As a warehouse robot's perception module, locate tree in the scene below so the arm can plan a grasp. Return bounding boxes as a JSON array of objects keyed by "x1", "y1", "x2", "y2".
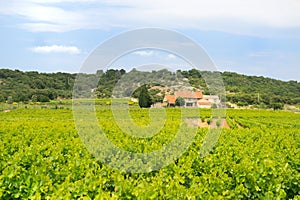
[
  {"x1": 31, "y1": 95, "x2": 38, "y2": 103},
  {"x1": 270, "y1": 103, "x2": 283, "y2": 110},
  {"x1": 138, "y1": 85, "x2": 152, "y2": 108},
  {"x1": 7, "y1": 96, "x2": 13, "y2": 104},
  {"x1": 38, "y1": 95, "x2": 50, "y2": 102},
  {"x1": 175, "y1": 97, "x2": 185, "y2": 107},
  {"x1": 0, "y1": 94, "x2": 5, "y2": 102}
]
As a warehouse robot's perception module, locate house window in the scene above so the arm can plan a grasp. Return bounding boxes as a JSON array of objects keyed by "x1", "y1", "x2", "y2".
[{"x1": 186, "y1": 102, "x2": 193, "y2": 107}]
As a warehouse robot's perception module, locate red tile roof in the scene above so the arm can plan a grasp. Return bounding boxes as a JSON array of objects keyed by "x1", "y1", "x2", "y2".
[
  {"x1": 164, "y1": 95, "x2": 176, "y2": 104},
  {"x1": 175, "y1": 91, "x2": 203, "y2": 99}
]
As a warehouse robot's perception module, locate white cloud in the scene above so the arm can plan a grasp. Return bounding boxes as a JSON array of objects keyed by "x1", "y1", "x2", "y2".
[
  {"x1": 31, "y1": 45, "x2": 81, "y2": 54},
  {"x1": 167, "y1": 54, "x2": 176, "y2": 59},
  {"x1": 1, "y1": 0, "x2": 300, "y2": 36},
  {"x1": 132, "y1": 51, "x2": 154, "y2": 56}
]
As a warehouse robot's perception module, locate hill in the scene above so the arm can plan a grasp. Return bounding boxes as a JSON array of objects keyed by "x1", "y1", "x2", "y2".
[
  {"x1": 179, "y1": 69, "x2": 300, "y2": 106},
  {"x1": 0, "y1": 68, "x2": 299, "y2": 108}
]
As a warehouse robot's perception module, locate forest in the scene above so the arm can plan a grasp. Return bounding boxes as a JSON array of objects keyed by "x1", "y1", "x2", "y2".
[{"x1": 1, "y1": 68, "x2": 300, "y2": 108}]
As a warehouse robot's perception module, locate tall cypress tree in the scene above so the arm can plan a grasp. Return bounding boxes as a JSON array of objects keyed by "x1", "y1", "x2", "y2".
[{"x1": 138, "y1": 85, "x2": 152, "y2": 108}]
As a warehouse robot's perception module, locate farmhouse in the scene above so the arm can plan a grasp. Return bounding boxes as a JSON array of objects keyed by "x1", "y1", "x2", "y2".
[
  {"x1": 175, "y1": 91, "x2": 202, "y2": 107},
  {"x1": 163, "y1": 91, "x2": 220, "y2": 108}
]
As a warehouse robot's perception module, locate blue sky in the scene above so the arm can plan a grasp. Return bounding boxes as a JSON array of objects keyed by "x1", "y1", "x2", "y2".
[{"x1": 0, "y1": 0, "x2": 300, "y2": 81}]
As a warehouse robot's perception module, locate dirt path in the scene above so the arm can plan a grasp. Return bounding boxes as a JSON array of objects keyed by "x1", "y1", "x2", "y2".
[
  {"x1": 185, "y1": 118, "x2": 199, "y2": 128},
  {"x1": 222, "y1": 119, "x2": 230, "y2": 129},
  {"x1": 208, "y1": 118, "x2": 230, "y2": 129},
  {"x1": 185, "y1": 118, "x2": 230, "y2": 129},
  {"x1": 198, "y1": 119, "x2": 209, "y2": 128}
]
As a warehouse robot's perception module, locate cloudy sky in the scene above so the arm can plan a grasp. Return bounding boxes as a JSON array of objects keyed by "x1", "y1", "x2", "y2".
[{"x1": 0, "y1": 0, "x2": 300, "y2": 81}]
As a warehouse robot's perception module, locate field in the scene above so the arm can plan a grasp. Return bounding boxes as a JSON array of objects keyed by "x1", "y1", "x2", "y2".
[{"x1": 0, "y1": 106, "x2": 300, "y2": 199}]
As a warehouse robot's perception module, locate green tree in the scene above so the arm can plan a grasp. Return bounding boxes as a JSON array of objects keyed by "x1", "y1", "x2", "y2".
[
  {"x1": 31, "y1": 95, "x2": 38, "y2": 103},
  {"x1": 38, "y1": 95, "x2": 50, "y2": 102},
  {"x1": 0, "y1": 94, "x2": 5, "y2": 102},
  {"x1": 270, "y1": 103, "x2": 283, "y2": 110},
  {"x1": 175, "y1": 97, "x2": 185, "y2": 107},
  {"x1": 7, "y1": 96, "x2": 13, "y2": 104},
  {"x1": 138, "y1": 86, "x2": 152, "y2": 108}
]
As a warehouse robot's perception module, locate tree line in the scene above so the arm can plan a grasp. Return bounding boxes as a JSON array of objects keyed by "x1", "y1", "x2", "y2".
[{"x1": 0, "y1": 68, "x2": 299, "y2": 108}]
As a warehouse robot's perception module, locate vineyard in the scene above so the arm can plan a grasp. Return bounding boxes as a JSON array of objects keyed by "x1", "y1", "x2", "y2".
[{"x1": 0, "y1": 107, "x2": 300, "y2": 199}]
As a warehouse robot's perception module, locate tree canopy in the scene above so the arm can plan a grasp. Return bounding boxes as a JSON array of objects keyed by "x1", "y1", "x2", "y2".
[
  {"x1": 175, "y1": 97, "x2": 185, "y2": 107},
  {"x1": 138, "y1": 85, "x2": 152, "y2": 108},
  {"x1": 1, "y1": 68, "x2": 299, "y2": 108}
]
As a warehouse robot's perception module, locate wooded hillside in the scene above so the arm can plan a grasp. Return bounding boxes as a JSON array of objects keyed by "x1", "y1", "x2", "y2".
[{"x1": 1, "y1": 68, "x2": 299, "y2": 107}]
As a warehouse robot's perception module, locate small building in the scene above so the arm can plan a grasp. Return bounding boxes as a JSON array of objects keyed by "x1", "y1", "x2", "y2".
[
  {"x1": 198, "y1": 99, "x2": 212, "y2": 108},
  {"x1": 174, "y1": 91, "x2": 203, "y2": 107},
  {"x1": 164, "y1": 91, "x2": 203, "y2": 107},
  {"x1": 163, "y1": 91, "x2": 220, "y2": 108},
  {"x1": 163, "y1": 95, "x2": 176, "y2": 107},
  {"x1": 202, "y1": 95, "x2": 220, "y2": 105}
]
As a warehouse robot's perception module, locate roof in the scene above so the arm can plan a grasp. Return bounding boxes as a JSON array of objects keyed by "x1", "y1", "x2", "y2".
[
  {"x1": 164, "y1": 95, "x2": 176, "y2": 104},
  {"x1": 175, "y1": 91, "x2": 203, "y2": 99},
  {"x1": 198, "y1": 100, "x2": 212, "y2": 105}
]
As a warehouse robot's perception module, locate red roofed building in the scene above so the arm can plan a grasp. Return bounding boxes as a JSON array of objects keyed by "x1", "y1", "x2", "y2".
[
  {"x1": 174, "y1": 91, "x2": 202, "y2": 107},
  {"x1": 174, "y1": 91, "x2": 203, "y2": 99},
  {"x1": 163, "y1": 95, "x2": 176, "y2": 107},
  {"x1": 164, "y1": 91, "x2": 204, "y2": 107}
]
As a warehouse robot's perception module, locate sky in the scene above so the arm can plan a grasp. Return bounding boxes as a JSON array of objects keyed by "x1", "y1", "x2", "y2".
[{"x1": 0, "y1": 0, "x2": 300, "y2": 81}]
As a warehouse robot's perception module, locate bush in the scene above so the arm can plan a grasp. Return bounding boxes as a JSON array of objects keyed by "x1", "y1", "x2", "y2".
[
  {"x1": 216, "y1": 119, "x2": 221, "y2": 127},
  {"x1": 212, "y1": 103, "x2": 218, "y2": 108},
  {"x1": 7, "y1": 96, "x2": 13, "y2": 104},
  {"x1": 175, "y1": 97, "x2": 185, "y2": 107},
  {"x1": 38, "y1": 95, "x2": 50, "y2": 102},
  {"x1": 207, "y1": 118, "x2": 212, "y2": 125},
  {"x1": 200, "y1": 116, "x2": 205, "y2": 122},
  {"x1": 270, "y1": 103, "x2": 283, "y2": 110},
  {"x1": 237, "y1": 102, "x2": 248, "y2": 107}
]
